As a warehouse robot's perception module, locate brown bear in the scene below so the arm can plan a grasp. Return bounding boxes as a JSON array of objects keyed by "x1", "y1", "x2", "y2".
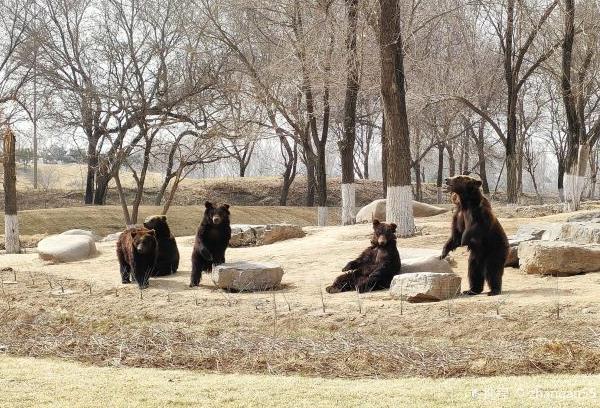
[
  {"x1": 441, "y1": 175, "x2": 509, "y2": 296},
  {"x1": 116, "y1": 227, "x2": 158, "y2": 289},
  {"x1": 190, "y1": 201, "x2": 232, "y2": 287},
  {"x1": 326, "y1": 220, "x2": 401, "y2": 294},
  {"x1": 143, "y1": 215, "x2": 180, "y2": 276}
]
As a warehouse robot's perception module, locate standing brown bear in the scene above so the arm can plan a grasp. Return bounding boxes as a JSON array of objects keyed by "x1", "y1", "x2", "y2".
[
  {"x1": 116, "y1": 227, "x2": 158, "y2": 289},
  {"x1": 143, "y1": 215, "x2": 180, "y2": 276},
  {"x1": 441, "y1": 175, "x2": 508, "y2": 296},
  {"x1": 326, "y1": 220, "x2": 401, "y2": 294},
  {"x1": 190, "y1": 202, "x2": 231, "y2": 287}
]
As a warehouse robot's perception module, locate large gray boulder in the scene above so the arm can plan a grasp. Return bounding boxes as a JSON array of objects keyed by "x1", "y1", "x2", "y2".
[
  {"x1": 38, "y1": 234, "x2": 97, "y2": 263},
  {"x1": 212, "y1": 261, "x2": 284, "y2": 291},
  {"x1": 229, "y1": 224, "x2": 305, "y2": 247},
  {"x1": 390, "y1": 272, "x2": 461, "y2": 302},
  {"x1": 519, "y1": 241, "x2": 600, "y2": 276},
  {"x1": 400, "y1": 256, "x2": 453, "y2": 274},
  {"x1": 355, "y1": 199, "x2": 447, "y2": 223}
]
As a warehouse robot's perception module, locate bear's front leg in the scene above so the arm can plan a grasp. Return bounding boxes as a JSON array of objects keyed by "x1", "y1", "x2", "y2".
[{"x1": 119, "y1": 263, "x2": 131, "y2": 284}]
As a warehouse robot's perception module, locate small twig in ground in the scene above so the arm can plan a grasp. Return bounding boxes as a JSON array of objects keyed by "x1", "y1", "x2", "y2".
[
  {"x1": 139, "y1": 288, "x2": 144, "y2": 301},
  {"x1": 57, "y1": 280, "x2": 65, "y2": 294},
  {"x1": 194, "y1": 294, "x2": 199, "y2": 306},
  {"x1": 88, "y1": 282, "x2": 93, "y2": 295},
  {"x1": 115, "y1": 287, "x2": 119, "y2": 297},
  {"x1": 167, "y1": 290, "x2": 172, "y2": 302},
  {"x1": 495, "y1": 294, "x2": 510, "y2": 315},
  {"x1": 272, "y1": 291, "x2": 277, "y2": 338},
  {"x1": 319, "y1": 286, "x2": 326, "y2": 313},
  {"x1": 218, "y1": 289, "x2": 233, "y2": 307},
  {"x1": 355, "y1": 287, "x2": 363, "y2": 314},
  {"x1": 399, "y1": 283, "x2": 404, "y2": 315},
  {"x1": 28, "y1": 272, "x2": 35, "y2": 286},
  {"x1": 554, "y1": 272, "x2": 560, "y2": 319},
  {"x1": 282, "y1": 292, "x2": 291, "y2": 312},
  {"x1": 46, "y1": 277, "x2": 53, "y2": 289}
]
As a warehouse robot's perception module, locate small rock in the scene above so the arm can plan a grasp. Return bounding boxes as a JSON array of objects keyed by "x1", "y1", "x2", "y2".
[
  {"x1": 390, "y1": 272, "x2": 461, "y2": 302},
  {"x1": 519, "y1": 241, "x2": 600, "y2": 276},
  {"x1": 102, "y1": 232, "x2": 122, "y2": 242},
  {"x1": 401, "y1": 256, "x2": 453, "y2": 274},
  {"x1": 0, "y1": 267, "x2": 13, "y2": 272},
  {"x1": 212, "y1": 261, "x2": 284, "y2": 291}
]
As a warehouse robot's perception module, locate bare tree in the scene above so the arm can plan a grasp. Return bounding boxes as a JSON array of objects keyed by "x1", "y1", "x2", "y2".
[{"x1": 379, "y1": 0, "x2": 413, "y2": 236}]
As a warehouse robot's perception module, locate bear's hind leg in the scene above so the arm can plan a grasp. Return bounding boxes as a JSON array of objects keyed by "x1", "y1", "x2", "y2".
[
  {"x1": 119, "y1": 263, "x2": 131, "y2": 284},
  {"x1": 326, "y1": 270, "x2": 359, "y2": 293},
  {"x1": 484, "y1": 255, "x2": 505, "y2": 296},
  {"x1": 464, "y1": 252, "x2": 484, "y2": 295}
]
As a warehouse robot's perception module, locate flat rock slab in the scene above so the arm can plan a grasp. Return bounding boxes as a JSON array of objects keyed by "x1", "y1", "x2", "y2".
[
  {"x1": 519, "y1": 241, "x2": 600, "y2": 276},
  {"x1": 229, "y1": 224, "x2": 305, "y2": 247},
  {"x1": 390, "y1": 272, "x2": 461, "y2": 303},
  {"x1": 355, "y1": 199, "x2": 447, "y2": 223},
  {"x1": 212, "y1": 261, "x2": 284, "y2": 291},
  {"x1": 400, "y1": 256, "x2": 453, "y2": 274},
  {"x1": 38, "y1": 234, "x2": 97, "y2": 263}
]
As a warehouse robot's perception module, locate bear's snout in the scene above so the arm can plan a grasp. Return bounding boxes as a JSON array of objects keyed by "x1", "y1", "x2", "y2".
[
  {"x1": 212, "y1": 216, "x2": 222, "y2": 224},
  {"x1": 377, "y1": 236, "x2": 387, "y2": 246}
]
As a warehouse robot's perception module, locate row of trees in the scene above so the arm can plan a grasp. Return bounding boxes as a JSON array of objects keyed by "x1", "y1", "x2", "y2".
[{"x1": 2, "y1": 0, "x2": 600, "y2": 243}]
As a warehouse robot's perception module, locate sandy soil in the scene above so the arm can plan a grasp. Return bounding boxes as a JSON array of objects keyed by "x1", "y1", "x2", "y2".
[{"x1": 1, "y1": 210, "x2": 600, "y2": 378}]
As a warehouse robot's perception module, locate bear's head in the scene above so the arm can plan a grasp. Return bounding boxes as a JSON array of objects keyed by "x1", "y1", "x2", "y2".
[
  {"x1": 203, "y1": 201, "x2": 230, "y2": 225},
  {"x1": 132, "y1": 228, "x2": 157, "y2": 254},
  {"x1": 143, "y1": 215, "x2": 170, "y2": 237},
  {"x1": 371, "y1": 219, "x2": 397, "y2": 247},
  {"x1": 445, "y1": 175, "x2": 482, "y2": 195}
]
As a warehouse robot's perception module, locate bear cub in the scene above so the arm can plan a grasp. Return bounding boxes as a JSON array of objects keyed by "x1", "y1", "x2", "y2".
[
  {"x1": 190, "y1": 201, "x2": 232, "y2": 287},
  {"x1": 143, "y1": 215, "x2": 180, "y2": 276},
  {"x1": 116, "y1": 227, "x2": 158, "y2": 289},
  {"x1": 441, "y1": 175, "x2": 508, "y2": 296},
  {"x1": 326, "y1": 219, "x2": 401, "y2": 294}
]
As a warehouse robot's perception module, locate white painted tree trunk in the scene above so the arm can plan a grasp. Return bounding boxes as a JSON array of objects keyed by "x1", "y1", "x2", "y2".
[
  {"x1": 566, "y1": 144, "x2": 590, "y2": 211},
  {"x1": 4, "y1": 214, "x2": 20, "y2": 254},
  {"x1": 317, "y1": 207, "x2": 328, "y2": 227},
  {"x1": 341, "y1": 183, "x2": 356, "y2": 225},
  {"x1": 386, "y1": 185, "x2": 414, "y2": 237},
  {"x1": 436, "y1": 187, "x2": 443, "y2": 204}
]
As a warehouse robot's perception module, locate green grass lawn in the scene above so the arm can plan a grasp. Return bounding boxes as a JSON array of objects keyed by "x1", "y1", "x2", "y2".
[{"x1": 1, "y1": 356, "x2": 598, "y2": 407}]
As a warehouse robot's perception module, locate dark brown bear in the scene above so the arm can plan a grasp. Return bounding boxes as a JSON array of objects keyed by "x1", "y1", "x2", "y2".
[
  {"x1": 441, "y1": 175, "x2": 509, "y2": 296},
  {"x1": 116, "y1": 227, "x2": 158, "y2": 289},
  {"x1": 326, "y1": 220, "x2": 401, "y2": 294},
  {"x1": 143, "y1": 215, "x2": 180, "y2": 276},
  {"x1": 190, "y1": 201, "x2": 232, "y2": 287}
]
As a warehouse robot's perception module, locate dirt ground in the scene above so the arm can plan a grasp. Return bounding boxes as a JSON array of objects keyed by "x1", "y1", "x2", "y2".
[{"x1": 1, "y1": 209, "x2": 600, "y2": 379}]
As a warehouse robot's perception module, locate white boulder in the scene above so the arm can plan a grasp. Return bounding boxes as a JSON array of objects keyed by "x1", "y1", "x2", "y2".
[
  {"x1": 519, "y1": 241, "x2": 600, "y2": 276},
  {"x1": 400, "y1": 256, "x2": 453, "y2": 274},
  {"x1": 38, "y1": 234, "x2": 97, "y2": 263},
  {"x1": 212, "y1": 261, "x2": 284, "y2": 291},
  {"x1": 229, "y1": 224, "x2": 305, "y2": 247},
  {"x1": 355, "y1": 199, "x2": 447, "y2": 223},
  {"x1": 390, "y1": 272, "x2": 462, "y2": 302}
]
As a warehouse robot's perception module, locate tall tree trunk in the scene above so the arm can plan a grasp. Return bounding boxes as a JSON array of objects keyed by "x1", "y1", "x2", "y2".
[
  {"x1": 379, "y1": 0, "x2": 414, "y2": 236},
  {"x1": 462, "y1": 126, "x2": 470, "y2": 174},
  {"x1": 436, "y1": 142, "x2": 444, "y2": 204},
  {"x1": 446, "y1": 142, "x2": 455, "y2": 177},
  {"x1": 3, "y1": 127, "x2": 20, "y2": 253},
  {"x1": 381, "y1": 112, "x2": 388, "y2": 198},
  {"x1": 304, "y1": 153, "x2": 316, "y2": 207},
  {"x1": 504, "y1": 1, "x2": 518, "y2": 204},
  {"x1": 476, "y1": 122, "x2": 490, "y2": 194},
  {"x1": 558, "y1": 160, "x2": 566, "y2": 202},
  {"x1": 413, "y1": 161, "x2": 422, "y2": 202},
  {"x1": 84, "y1": 136, "x2": 98, "y2": 204},
  {"x1": 340, "y1": 0, "x2": 360, "y2": 226}
]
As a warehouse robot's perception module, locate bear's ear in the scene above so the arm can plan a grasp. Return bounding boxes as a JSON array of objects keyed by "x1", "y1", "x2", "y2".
[
  {"x1": 205, "y1": 201, "x2": 213, "y2": 209},
  {"x1": 130, "y1": 229, "x2": 138, "y2": 237},
  {"x1": 389, "y1": 223, "x2": 397, "y2": 232},
  {"x1": 160, "y1": 215, "x2": 167, "y2": 221},
  {"x1": 474, "y1": 179, "x2": 482, "y2": 187},
  {"x1": 372, "y1": 219, "x2": 380, "y2": 227},
  {"x1": 222, "y1": 204, "x2": 230, "y2": 211}
]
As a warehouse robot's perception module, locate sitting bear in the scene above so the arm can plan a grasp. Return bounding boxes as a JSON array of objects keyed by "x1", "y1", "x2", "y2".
[
  {"x1": 190, "y1": 201, "x2": 232, "y2": 287},
  {"x1": 440, "y1": 175, "x2": 508, "y2": 296},
  {"x1": 326, "y1": 219, "x2": 401, "y2": 294},
  {"x1": 116, "y1": 227, "x2": 158, "y2": 289},
  {"x1": 143, "y1": 215, "x2": 180, "y2": 276}
]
